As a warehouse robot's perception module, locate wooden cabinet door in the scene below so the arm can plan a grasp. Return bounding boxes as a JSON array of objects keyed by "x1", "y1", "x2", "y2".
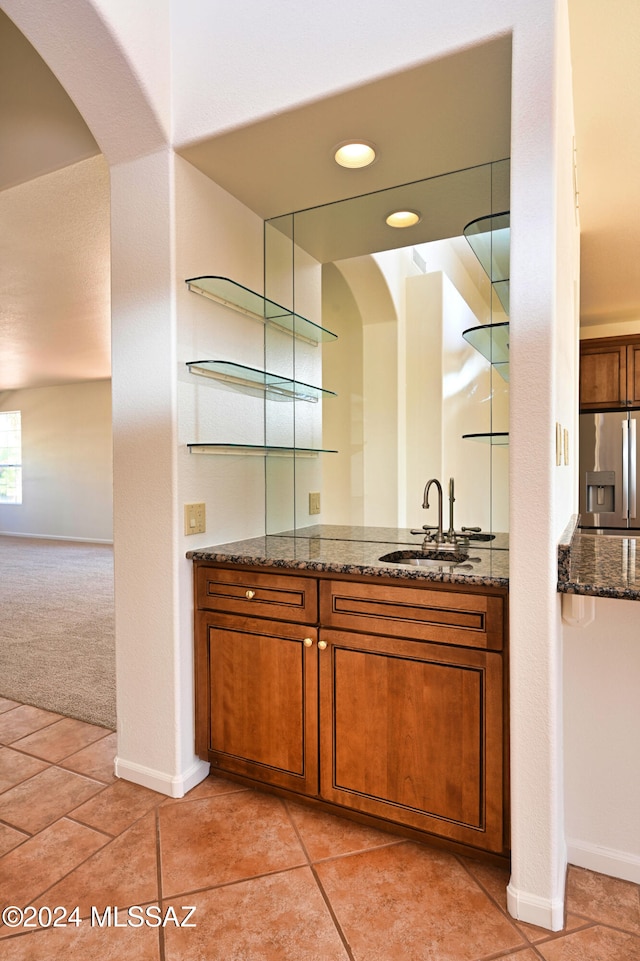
[
  {"x1": 195, "y1": 612, "x2": 318, "y2": 795},
  {"x1": 579, "y1": 341, "x2": 627, "y2": 409},
  {"x1": 318, "y1": 628, "x2": 505, "y2": 853},
  {"x1": 627, "y1": 344, "x2": 640, "y2": 406}
]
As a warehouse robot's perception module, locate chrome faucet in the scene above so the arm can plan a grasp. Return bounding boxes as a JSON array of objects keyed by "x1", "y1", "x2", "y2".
[
  {"x1": 422, "y1": 478, "x2": 444, "y2": 545},
  {"x1": 412, "y1": 475, "x2": 481, "y2": 550},
  {"x1": 447, "y1": 476, "x2": 456, "y2": 542}
]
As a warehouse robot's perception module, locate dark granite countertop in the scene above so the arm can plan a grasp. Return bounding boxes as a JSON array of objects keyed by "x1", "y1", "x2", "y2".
[
  {"x1": 187, "y1": 524, "x2": 509, "y2": 588},
  {"x1": 558, "y1": 515, "x2": 640, "y2": 601}
]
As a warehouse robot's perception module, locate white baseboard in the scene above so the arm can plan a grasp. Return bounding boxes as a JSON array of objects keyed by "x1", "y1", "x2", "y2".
[
  {"x1": 506, "y1": 883, "x2": 565, "y2": 931},
  {"x1": 567, "y1": 838, "x2": 640, "y2": 884},
  {"x1": 114, "y1": 755, "x2": 210, "y2": 798},
  {"x1": 0, "y1": 531, "x2": 113, "y2": 544}
]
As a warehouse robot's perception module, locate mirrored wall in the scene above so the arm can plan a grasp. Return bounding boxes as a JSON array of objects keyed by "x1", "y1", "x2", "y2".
[{"x1": 263, "y1": 159, "x2": 510, "y2": 537}]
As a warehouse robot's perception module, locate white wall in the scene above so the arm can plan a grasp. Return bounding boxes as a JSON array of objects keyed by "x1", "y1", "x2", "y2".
[
  {"x1": 176, "y1": 155, "x2": 266, "y2": 547},
  {"x1": 564, "y1": 597, "x2": 640, "y2": 883},
  {"x1": 0, "y1": 380, "x2": 112, "y2": 541}
]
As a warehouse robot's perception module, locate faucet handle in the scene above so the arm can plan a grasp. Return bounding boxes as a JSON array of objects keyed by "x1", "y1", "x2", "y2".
[{"x1": 461, "y1": 526, "x2": 482, "y2": 533}]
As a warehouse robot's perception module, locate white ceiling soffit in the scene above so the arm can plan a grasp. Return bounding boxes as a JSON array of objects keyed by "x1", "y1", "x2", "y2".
[
  {"x1": 0, "y1": 10, "x2": 100, "y2": 193},
  {"x1": 177, "y1": 35, "x2": 512, "y2": 221},
  {"x1": 267, "y1": 160, "x2": 510, "y2": 265}
]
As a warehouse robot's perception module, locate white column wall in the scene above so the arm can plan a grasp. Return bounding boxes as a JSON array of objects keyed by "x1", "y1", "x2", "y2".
[
  {"x1": 507, "y1": 0, "x2": 579, "y2": 930},
  {"x1": 109, "y1": 148, "x2": 207, "y2": 795}
]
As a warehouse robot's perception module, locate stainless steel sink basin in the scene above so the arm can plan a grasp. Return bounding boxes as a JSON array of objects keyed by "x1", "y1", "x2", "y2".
[{"x1": 379, "y1": 549, "x2": 470, "y2": 567}]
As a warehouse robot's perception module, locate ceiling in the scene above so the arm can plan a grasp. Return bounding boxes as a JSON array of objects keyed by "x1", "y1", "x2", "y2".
[{"x1": 1, "y1": 3, "x2": 639, "y2": 390}]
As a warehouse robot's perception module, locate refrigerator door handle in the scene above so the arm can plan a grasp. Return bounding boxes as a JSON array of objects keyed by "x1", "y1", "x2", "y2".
[
  {"x1": 631, "y1": 418, "x2": 637, "y2": 520},
  {"x1": 622, "y1": 419, "x2": 629, "y2": 515}
]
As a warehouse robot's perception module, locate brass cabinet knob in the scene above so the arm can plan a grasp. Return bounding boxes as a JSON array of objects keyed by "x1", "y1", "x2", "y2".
[
  {"x1": 317, "y1": 640, "x2": 328, "y2": 651},
  {"x1": 245, "y1": 589, "x2": 256, "y2": 599},
  {"x1": 303, "y1": 637, "x2": 313, "y2": 648}
]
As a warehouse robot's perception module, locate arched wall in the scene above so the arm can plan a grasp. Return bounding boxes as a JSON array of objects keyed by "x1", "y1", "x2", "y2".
[
  {"x1": 332, "y1": 257, "x2": 399, "y2": 525},
  {"x1": 1, "y1": 0, "x2": 168, "y2": 164}
]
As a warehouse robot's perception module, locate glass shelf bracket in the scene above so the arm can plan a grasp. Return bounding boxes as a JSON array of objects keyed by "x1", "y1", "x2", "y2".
[
  {"x1": 185, "y1": 276, "x2": 337, "y2": 345},
  {"x1": 187, "y1": 443, "x2": 338, "y2": 457},
  {"x1": 462, "y1": 322, "x2": 510, "y2": 382},
  {"x1": 462, "y1": 432, "x2": 509, "y2": 446},
  {"x1": 463, "y1": 212, "x2": 510, "y2": 316},
  {"x1": 186, "y1": 360, "x2": 336, "y2": 403}
]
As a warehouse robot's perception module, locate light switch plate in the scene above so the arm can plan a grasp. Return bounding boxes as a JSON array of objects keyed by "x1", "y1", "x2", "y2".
[
  {"x1": 184, "y1": 502, "x2": 206, "y2": 535},
  {"x1": 309, "y1": 492, "x2": 321, "y2": 515}
]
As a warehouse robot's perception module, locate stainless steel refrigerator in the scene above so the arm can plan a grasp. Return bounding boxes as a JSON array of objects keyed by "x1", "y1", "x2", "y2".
[{"x1": 579, "y1": 411, "x2": 640, "y2": 531}]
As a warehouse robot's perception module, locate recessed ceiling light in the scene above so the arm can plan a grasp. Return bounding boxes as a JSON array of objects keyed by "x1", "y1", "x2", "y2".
[
  {"x1": 385, "y1": 210, "x2": 422, "y2": 228},
  {"x1": 333, "y1": 141, "x2": 377, "y2": 169}
]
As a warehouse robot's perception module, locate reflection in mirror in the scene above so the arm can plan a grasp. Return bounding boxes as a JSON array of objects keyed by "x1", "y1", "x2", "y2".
[{"x1": 264, "y1": 160, "x2": 509, "y2": 538}]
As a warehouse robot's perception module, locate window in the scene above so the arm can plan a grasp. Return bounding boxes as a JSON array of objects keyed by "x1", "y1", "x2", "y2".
[{"x1": 0, "y1": 410, "x2": 22, "y2": 504}]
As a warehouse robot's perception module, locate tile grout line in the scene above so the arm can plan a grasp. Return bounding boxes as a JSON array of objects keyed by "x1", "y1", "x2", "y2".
[
  {"x1": 0, "y1": 758, "x2": 168, "y2": 924},
  {"x1": 0, "y1": 758, "x2": 113, "y2": 797},
  {"x1": 0, "y1": 767, "x2": 121, "y2": 837},
  {"x1": 155, "y1": 805, "x2": 167, "y2": 961},
  {"x1": 564, "y1": 916, "x2": 640, "y2": 940},
  {"x1": 282, "y1": 799, "x2": 356, "y2": 961},
  {"x1": 0, "y1": 727, "x2": 115, "y2": 768},
  {"x1": 0, "y1": 709, "x2": 74, "y2": 742},
  {"x1": 476, "y1": 943, "x2": 547, "y2": 961},
  {"x1": 453, "y1": 854, "x2": 535, "y2": 947},
  {"x1": 8, "y1": 740, "x2": 115, "y2": 768},
  {"x1": 305, "y1": 835, "x2": 407, "y2": 866},
  {"x1": 157, "y1": 862, "x2": 313, "y2": 903}
]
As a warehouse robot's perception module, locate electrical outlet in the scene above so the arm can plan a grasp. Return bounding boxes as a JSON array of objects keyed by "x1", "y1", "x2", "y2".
[
  {"x1": 309, "y1": 492, "x2": 321, "y2": 515},
  {"x1": 184, "y1": 502, "x2": 206, "y2": 535}
]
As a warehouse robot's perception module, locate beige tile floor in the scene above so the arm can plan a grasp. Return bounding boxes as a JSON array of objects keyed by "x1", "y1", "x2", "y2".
[{"x1": 0, "y1": 696, "x2": 638, "y2": 960}]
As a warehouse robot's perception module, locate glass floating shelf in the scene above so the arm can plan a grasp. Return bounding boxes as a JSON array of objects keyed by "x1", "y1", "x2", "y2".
[
  {"x1": 462, "y1": 432, "x2": 509, "y2": 446},
  {"x1": 188, "y1": 443, "x2": 338, "y2": 457},
  {"x1": 186, "y1": 360, "x2": 336, "y2": 403},
  {"x1": 493, "y1": 279, "x2": 510, "y2": 317},
  {"x1": 185, "y1": 276, "x2": 337, "y2": 345},
  {"x1": 462, "y1": 321, "x2": 510, "y2": 381},
  {"x1": 463, "y1": 211, "x2": 510, "y2": 316}
]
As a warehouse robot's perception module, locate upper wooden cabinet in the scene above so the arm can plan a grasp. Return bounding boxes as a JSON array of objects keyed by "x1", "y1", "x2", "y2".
[{"x1": 580, "y1": 335, "x2": 640, "y2": 410}]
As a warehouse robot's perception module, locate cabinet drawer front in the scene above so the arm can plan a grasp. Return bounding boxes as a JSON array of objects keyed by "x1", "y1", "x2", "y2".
[
  {"x1": 196, "y1": 566, "x2": 318, "y2": 623},
  {"x1": 320, "y1": 579, "x2": 504, "y2": 650}
]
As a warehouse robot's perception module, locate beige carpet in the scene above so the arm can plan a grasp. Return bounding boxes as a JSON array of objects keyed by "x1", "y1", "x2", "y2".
[{"x1": 0, "y1": 536, "x2": 115, "y2": 728}]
